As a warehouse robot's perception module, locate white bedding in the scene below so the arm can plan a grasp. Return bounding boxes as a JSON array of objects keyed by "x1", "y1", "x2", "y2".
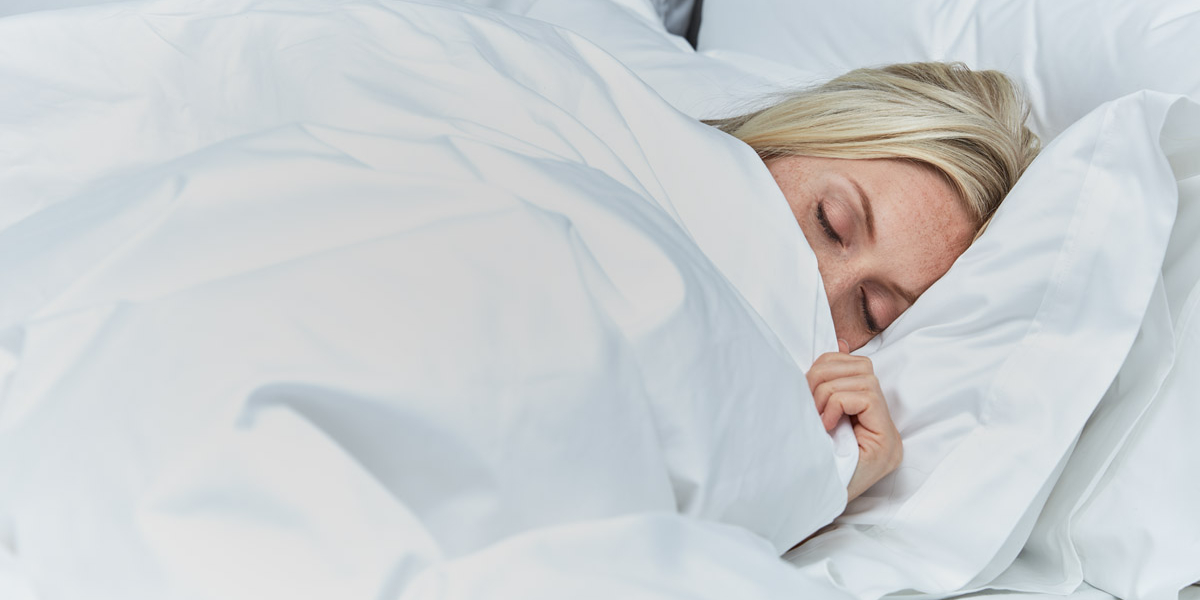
[
  {"x1": 4, "y1": 0, "x2": 1200, "y2": 599},
  {"x1": 0, "y1": 0, "x2": 857, "y2": 597},
  {"x1": 952, "y1": 585, "x2": 1200, "y2": 600}
]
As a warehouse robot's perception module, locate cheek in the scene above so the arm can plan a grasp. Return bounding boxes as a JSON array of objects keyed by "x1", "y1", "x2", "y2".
[
  {"x1": 879, "y1": 212, "x2": 973, "y2": 290},
  {"x1": 891, "y1": 232, "x2": 970, "y2": 289}
]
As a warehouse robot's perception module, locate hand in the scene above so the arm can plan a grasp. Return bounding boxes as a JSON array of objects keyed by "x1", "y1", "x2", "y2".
[{"x1": 807, "y1": 339, "x2": 903, "y2": 502}]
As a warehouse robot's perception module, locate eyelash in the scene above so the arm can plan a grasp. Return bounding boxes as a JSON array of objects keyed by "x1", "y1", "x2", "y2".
[
  {"x1": 816, "y1": 203, "x2": 842, "y2": 245},
  {"x1": 860, "y1": 289, "x2": 881, "y2": 335},
  {"x1": 818, "y1": 203, "x2": 879, "y2": 334}
]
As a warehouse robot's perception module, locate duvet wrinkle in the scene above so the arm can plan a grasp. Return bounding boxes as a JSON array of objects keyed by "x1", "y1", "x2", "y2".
[{"x1": 0, "y1": 1, "x2": 853, "y2": 594}]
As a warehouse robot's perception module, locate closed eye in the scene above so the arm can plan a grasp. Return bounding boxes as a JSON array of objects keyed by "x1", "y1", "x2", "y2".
[
  {"x1": 817, "y1": 203, "x2": 842, "y2": 245},
  {"x1": 860, "y1": 288, "x2": 882, "y2": 334}
]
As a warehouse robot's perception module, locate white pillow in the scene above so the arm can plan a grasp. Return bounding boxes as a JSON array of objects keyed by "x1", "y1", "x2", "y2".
[
  {"x1": 696, "y1": 0, "x2": 1200, "y2": 140},
  {"x1": 783, "y1": 92, "x2": 1193, "y2": 597},
  {"x1": 464, "y1": 0, "x2": 793, "y2": 119},
  {"x1": 992, "y1": 120, "x2": 1200, "y2": 599},
  {"x1": 1072, "y1": 277, "x2": 1200, "y2": 599}
]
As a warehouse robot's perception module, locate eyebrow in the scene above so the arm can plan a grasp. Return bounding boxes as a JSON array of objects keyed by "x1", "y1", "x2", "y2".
[
  {"x1": 849, "y1": 178, "x2": 877, "y2": 242},
  {"x1": 850, "y1": 177, "x2": 921, "y2": 306}
]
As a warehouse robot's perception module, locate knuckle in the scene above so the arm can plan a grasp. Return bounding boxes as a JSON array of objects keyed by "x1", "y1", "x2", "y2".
[
  {"x1": 815, "y1": 380, "x2": 839, "y2": 396},
  {"x1": 821, "y1": 390, "x2": 840, "y2": 408},
  {"x1": 837, "y1": 393, "x2": 863, "y2": 414}
]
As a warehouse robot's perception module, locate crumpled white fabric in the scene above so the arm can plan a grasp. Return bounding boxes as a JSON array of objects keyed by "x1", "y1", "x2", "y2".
[
  {"x1": 987, "y1": 100, "x2": 1200, "y2": 600},
  {"x1": 399, "y1": 513, "x2": 857, "y2": 600},
  {"x1": 458, "y1": 0, "x2": 859, "y2": 477},
  {"x1": 0, "y1": 0, "x2": 853, "y2": 598}
]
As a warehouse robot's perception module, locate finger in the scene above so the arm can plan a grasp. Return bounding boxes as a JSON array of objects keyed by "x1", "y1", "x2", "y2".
[
  {"x1": 820, "y1": 390, "x2": 874, "y2": 431},
  {"x1": 850, "y1": 394, "x2": 896, "y2": 438},
  {"x1": 838, "y1": 338, "x2": 850, "y2": 354},
  {"x1": 806, "y1": 353, "x2": 874, "y2": 390},
  {"x1": 822, "y1": 386, "x2": 894, "y2": 432},
  {"x1": 812, "y1": 374, "x2": 878, "y2": 415},
  {"x1": 810, "y1": 351, "x2": 874, "y2": 370},
  {"x1": 808, "y1": 358, "x2": 873, "y2": 387}
]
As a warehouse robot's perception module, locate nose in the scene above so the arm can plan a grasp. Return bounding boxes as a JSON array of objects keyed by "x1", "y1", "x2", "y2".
[
  {"x1": 815, "y1": 253, "x2": 874, "y2": 350},
  {"x1": 816, "y1": 254, "x2": 861, "y2": 307}
]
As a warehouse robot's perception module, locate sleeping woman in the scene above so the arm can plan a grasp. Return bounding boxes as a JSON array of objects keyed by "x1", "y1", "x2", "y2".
[{"x1": 710, "y1": 62, "x2": 1041, "y2": 501}]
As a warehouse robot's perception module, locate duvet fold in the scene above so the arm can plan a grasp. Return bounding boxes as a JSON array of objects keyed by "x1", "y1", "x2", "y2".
[{"x1": 0, "y1": 1, "x2": 851, "y2": 597}]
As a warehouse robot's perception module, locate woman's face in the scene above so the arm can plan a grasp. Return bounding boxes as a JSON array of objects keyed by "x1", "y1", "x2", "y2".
[{"x1": 767, "y1": 155, "x2": 974, "y2": 350}]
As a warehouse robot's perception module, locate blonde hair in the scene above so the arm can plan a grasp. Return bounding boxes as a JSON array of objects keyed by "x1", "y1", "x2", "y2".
[{"x1": 707, "y1": 62, "x2": 1041, "y2": 230}]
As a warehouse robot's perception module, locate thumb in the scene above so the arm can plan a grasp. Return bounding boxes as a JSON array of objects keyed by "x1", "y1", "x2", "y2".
[{"x1": 838, "y1": 338, "x2": 850, "y2": 354}]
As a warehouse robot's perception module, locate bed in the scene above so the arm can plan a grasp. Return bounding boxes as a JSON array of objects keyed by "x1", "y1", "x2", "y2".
[{"x1": 0, "y1": 1, "x2": 1197, "y2": 599}]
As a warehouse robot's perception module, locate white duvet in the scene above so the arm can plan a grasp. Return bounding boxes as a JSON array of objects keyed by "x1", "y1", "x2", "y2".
[{"x1": 0, "y1": 0, "x2": 859, "y2": 598}]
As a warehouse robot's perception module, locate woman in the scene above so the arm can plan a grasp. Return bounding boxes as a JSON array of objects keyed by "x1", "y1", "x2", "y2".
[{"x1": 710, "y1": 62, "x2": 1041, "y2": 502}]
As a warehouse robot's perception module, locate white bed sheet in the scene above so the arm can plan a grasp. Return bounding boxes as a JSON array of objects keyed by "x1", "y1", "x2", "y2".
[
  {"x1": 950, "y1": 584, "x2": 1118, "y2": 600},
  {"x1": 4, "y1": 1, "x2": 1198, "y2": 598},
  {"x1": 0, "y1": 0, "x2": 855, "y2": 597},
  {"x1": 949, "y1": 583, "x2": 1200, "y2": 600}
]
